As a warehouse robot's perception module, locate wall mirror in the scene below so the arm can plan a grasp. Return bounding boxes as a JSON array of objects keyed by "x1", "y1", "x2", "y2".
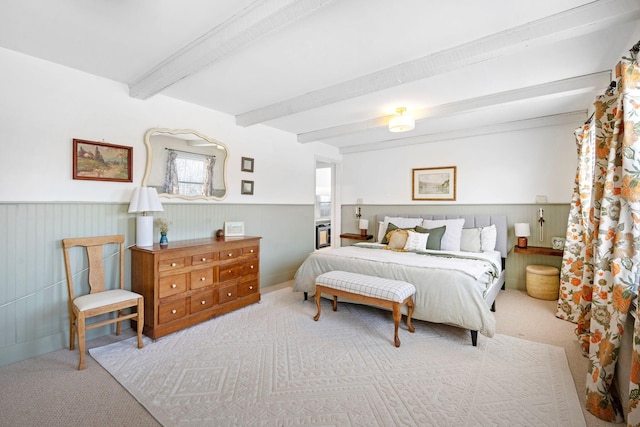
[{"x1": 142, "y1": 128, "x2": 228, "y2": 200}]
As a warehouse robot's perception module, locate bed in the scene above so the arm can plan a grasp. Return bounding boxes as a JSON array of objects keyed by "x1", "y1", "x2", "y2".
[{"x1": 293, "y1": 214, "x2": 508, "y2": 345}]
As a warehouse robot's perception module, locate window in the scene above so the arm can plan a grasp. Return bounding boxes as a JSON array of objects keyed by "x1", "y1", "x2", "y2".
[{"x1": 175, "y1": 154, "x2": 206, "y2": 196}]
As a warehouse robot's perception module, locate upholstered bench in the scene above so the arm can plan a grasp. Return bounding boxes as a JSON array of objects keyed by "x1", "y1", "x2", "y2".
[{"x1": 313, "y1": 271, "x2": 416, "y2": 347}]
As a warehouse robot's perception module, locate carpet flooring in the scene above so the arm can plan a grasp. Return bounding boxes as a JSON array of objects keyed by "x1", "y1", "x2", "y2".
[{"x1": 90, "y1": 288, "x2": 585, "y2": 426}]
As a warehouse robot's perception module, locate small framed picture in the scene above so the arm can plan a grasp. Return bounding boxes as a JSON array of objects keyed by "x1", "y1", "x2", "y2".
[
  {"x1": 551, "y1": 236, "x2": 565, "y2": 250},
  {"x1": 73, "y1": 138, "x2": 133, "y2": 182},
  {"x1": 241, "y1": 180, "x2": 254, "y2": 195},
  {"x1": 241, "y1": 157, "x2": 254, "y2": 172},
  {"x1": 224, "y1": 221, "x2": 245, "y2": 237}
]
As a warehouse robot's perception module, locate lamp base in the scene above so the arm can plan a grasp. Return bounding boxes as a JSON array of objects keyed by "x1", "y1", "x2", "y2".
[
  {"x1": 360, "y1": 228, "x2": 367, "y2": 236},
  {"x1": 136, "y1": 215, "x2": 154, "y2": 247},
  {"x1": 517, "y1": 237, "x2": 528, "y2": 248}
]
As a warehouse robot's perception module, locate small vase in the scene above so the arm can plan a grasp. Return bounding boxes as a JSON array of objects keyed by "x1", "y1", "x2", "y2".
[{"x1": 160, "y1": 233, "x2": 168, "y2": 245}]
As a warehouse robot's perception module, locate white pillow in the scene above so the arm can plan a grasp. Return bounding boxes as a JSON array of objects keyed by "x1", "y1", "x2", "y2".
[
  {"x1": 404, "y1": 230, "x2": 429, "y2": 252},
  {"x1": 422, "y1": 218, "x2": 465, "y2": 251},
  {"x1": 460, "y1": 228, "x2": 482, "y2": 252},
  {"x1": 480, "y1": 224, "x2": 497, "y2": 251},
  {"x1": 378, "y1": 216, "x2": 423, "y2": 242}
]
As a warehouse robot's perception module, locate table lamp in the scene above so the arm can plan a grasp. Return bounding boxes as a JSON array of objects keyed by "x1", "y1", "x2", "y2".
[
  {"x1": 359, "y1": 218, "x2": 369, "y2": 236},
  {"x1": 515, "y1": 223, "x2": 531, "y2": 248},
  {"x1": 128, "y1": 187, "x2": 164, "y2": 247}
]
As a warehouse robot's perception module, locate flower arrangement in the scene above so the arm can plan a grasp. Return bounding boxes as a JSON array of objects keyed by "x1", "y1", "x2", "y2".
[{"x1": 155, "y1": 218, "x2": 171, "y2": 234}]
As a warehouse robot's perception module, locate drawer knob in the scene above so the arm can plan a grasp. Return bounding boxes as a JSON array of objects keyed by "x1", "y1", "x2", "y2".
[
  {"x1": 201, "y1": 300, "x2": 206, "y2": 305},
  {"x1": 200, "y1": 277, "x2": 206, "y2": 281},
  {"x1": 227, "y1": 253, "x2": 233, "y2": 257},
  {"x1": 201, "y1": 257, "x2": 206, "y2": 262},
  {"x1": 171, "y1": 262, "x2": 177, "y2": 267},
  {"x1": 250, "y1": 249, "x2": 254, "y2": 253},
  {"x1": 171, "y1": 284, "x2": 177, "y2": 288},
  {"x1": 228, "y1": 269, "x2": 232, "y2": 273},
  {"x1": 250, "y1": 265, "x2": 254, "y2": 269},
  {"x1": 171, "y1": 309, "x2": 177, "y2": 314},
  {"x1": 227, "y1": 292, "x2": 232, "y2": 297},
  {"x1": 249, "y1": 286, "x2": 253, "y2": 290}
]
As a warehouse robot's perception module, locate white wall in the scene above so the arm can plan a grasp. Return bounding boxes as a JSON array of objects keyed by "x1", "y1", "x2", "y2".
[
  {"x1": 0, "y1": 47, "x2": 340, "y2": 203},
  {"x1": 341, "y1": 123, "x2": 578, "y2": 205}
]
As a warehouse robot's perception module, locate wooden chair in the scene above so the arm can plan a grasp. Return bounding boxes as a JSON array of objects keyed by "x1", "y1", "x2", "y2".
[{"x1": 62, "y1": 235, "x2": 144, "y2": 370}]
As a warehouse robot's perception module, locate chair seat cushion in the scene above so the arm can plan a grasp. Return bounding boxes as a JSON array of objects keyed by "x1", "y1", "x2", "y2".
[
  {"x1": 316, "y1": 271, "x2": 416, "y2": 303},
  {"x1": 74, "y1": 289, "x2": 141, "y2": 312}
]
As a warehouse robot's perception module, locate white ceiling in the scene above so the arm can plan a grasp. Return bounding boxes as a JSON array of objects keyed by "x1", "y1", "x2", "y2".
[{"x1": 2, "y1": 0, "x2": 640, "y2": 153}]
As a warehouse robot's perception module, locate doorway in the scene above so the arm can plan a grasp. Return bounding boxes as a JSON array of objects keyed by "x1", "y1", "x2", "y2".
[{"x1": 315, "y1": 161, "x2": 333, "y2": 249}]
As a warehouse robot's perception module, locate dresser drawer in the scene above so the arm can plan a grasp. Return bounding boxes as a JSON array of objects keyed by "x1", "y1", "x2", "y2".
[
  {"x1": 159, "y1": 274, "x2": 187, "y2": 298},
  {"x1": 190, "y1": 289, "x2": 216, "y2": 313},
  {"x1": 218, "y1": 283, "x2": 238, "y2": 304},
  {"x1": 219, "y1": 248, "x2": 242, "y2": 260},
  {"x1": 158, "y1": 257, "x2": 186, "y2": 273},
  {"x1": 241, "y1": 260, "x2": 259, "y2": 277},
  {"x1": 243, "y1": 245, "x2": 259, "y2": 256},
  {"x1": 219, "y1": 263, "x2": 241, "y2": 282},
  {"x1": 190, "y1": 267, "x2": 215, "y2": 290},
  {"x1": 158, "y1": 299, "x2": 186, "y2": 324},
  {"x1": 238, "y1": 280, "x2": 258, "y2": 298},
  {"x1": 191, "y1": 252, "x2": 217, "y2": 266}
]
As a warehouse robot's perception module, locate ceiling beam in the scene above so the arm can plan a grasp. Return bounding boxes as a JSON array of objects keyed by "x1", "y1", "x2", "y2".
[
  {"x1": 338, "y1": 111, "x2": 588, "y2": 154},
  {"x1": 129, "y1": 0, "x2": 336, "y2": 99},
  {"x1": 236, "y1": 0, "x2": 640, "y2": 127},
  {"x1": 297, "y1": 71, "x2": 611, "y2": 143}
]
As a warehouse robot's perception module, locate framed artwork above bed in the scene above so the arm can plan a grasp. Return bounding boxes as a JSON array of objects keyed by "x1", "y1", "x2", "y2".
[{"x1": 412, "y1": 166, "x2": 456, "y2": 201}]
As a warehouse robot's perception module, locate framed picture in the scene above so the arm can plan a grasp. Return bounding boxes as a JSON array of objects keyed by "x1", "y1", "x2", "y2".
[
  {"x1": 241, "y1": 157, "x2": 254, "y2": 172},
  {"x1": 224, "y1": 221, "x2": 245, "y2": 237},
  {"x1": 73, "y1": 139, "x2": 132, "y2": 182},
  {"x1": 551, "y1": 236, "x2": 565, "y2": 250},
  {"x1": 241, "y1": 180, "x2": 254, "y2": 195},
  {"x1": 412, "y1": 166, "x2": 456, "y2": 201}
]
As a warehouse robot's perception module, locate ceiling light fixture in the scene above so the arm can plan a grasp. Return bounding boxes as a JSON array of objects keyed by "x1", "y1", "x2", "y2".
[{"x1": 388, "y1": 107, "x2": 415, "y2": 132}]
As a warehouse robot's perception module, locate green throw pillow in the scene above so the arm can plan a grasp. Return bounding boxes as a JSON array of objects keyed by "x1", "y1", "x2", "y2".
[{"x1": 415, "y1": 225, "x2": 446, "y2": 250}]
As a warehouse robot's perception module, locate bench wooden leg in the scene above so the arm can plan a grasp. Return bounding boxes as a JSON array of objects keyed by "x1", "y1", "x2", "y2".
[
  {"x1": 392, "y1": 302, "x2": 401, "y2": 347},
  {"x1": 313, "y1": 290, "x2": 322, "y2": 321},
  {"x1": 332, "y1": 295, "x2": 338, "y2": 311},
  {"x1": 406, "y1": 297, "x2": 415, "y2": 333}
]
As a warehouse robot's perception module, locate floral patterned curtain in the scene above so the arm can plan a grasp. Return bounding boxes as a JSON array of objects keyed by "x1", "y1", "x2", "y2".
[
  {"x1": 164, "y1": 150, "x2": 179, "y2": 194},
  {"x1": 556, "y1": 56, "x2": 640, "y2": 423},
  {"x1": 203, "y1": 155, "x2": 216, "y2": 197}
]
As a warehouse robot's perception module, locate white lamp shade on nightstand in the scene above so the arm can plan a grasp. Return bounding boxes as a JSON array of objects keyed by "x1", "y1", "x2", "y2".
[
  {"x1": 514, "y1": 223, "x2": 531, "y2": 237},
  {"x1": 128, "y1": 188, "x2": 164, "y2": 247}
]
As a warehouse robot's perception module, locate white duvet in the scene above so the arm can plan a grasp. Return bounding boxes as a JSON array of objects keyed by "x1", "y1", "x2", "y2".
[{"x1": 293, "y1": 244, "x2": 503, "y2": 337}]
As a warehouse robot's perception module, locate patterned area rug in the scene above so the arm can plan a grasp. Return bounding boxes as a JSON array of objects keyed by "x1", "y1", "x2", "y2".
[{"x1": 90, "y1": 288, "x2": 585, "y2": 426}]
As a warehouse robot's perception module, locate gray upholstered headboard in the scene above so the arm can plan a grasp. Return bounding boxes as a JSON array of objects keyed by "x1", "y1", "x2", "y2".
[{"x1": 376, "y1": 214, "x2": 508, "y2": 259}]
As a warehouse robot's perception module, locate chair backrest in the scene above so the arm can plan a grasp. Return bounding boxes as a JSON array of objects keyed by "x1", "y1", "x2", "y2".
[{"x1": 62, "y1": 235, "x2": 125, "y2": 301}]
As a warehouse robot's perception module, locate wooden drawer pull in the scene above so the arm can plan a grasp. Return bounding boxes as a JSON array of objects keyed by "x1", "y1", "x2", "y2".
[
  {"x1": 201, "y1": 257, "x2": 207, "y2": 262},
  {"x1": 228, "y1": 269, "x2": 232, "y2": 273},
  {"x1": 249, "y1": 249, "x2": 254, "y2": 253},
  {"x1": 200, "y1": 277, "x2": 206, "y2": 281},
  {"x1": 227, "y1": 292, "x2": 232, "y2": 297},
  {"x1": 201, "y1": 300, "x2": 206, "y2": 305},
  {"x1": 171, "y1": 262, "x2": 177, "y2": 267},
  {"x1": 171, "y1": 309, "x2": 177, "y2": 314},
  {"x1": 249, "y1": 286, "x2": 253, "y2": 290},
  {"x1": 171, "y1": 283, "x2": 177, "y2": 288},
  {"x1": 250, "y1": 265, "x2": 254, "y2": 269},
  {"x1": 227, "y1": 253, "x2": 233, "y2": 257}
]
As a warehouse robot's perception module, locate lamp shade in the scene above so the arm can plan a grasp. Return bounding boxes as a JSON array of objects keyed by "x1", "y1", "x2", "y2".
[
  {"x1": 128, "y1": 187, "x2": 164, "y2": 214},
  {"x1": 359, "y1": 219, "x2": 369, "y2": 230},
  {"x1": 389, "y1": 107, "x2": 415, "y2": 132},
  {"x1": 514, "y1": 223, "x2": 531, "y2": 237}
]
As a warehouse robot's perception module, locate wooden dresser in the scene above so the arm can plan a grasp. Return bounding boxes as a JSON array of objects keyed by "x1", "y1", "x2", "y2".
[{"x1": 130, "y1": 236, "x2": 261, "y2": 339}]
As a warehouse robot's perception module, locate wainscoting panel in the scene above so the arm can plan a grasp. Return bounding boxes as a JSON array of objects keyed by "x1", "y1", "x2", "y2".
[
  {"x1": 0, "y1": 202, "x2": 314, "y2": 368},
  {"x1": 341, "y1": 204, "x2": 570, "y2": 292}
]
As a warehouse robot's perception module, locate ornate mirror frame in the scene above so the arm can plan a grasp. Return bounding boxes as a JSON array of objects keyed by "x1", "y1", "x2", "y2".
[{"x1": 142, "y1": 128, "x2": 229, "y2": 200}]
